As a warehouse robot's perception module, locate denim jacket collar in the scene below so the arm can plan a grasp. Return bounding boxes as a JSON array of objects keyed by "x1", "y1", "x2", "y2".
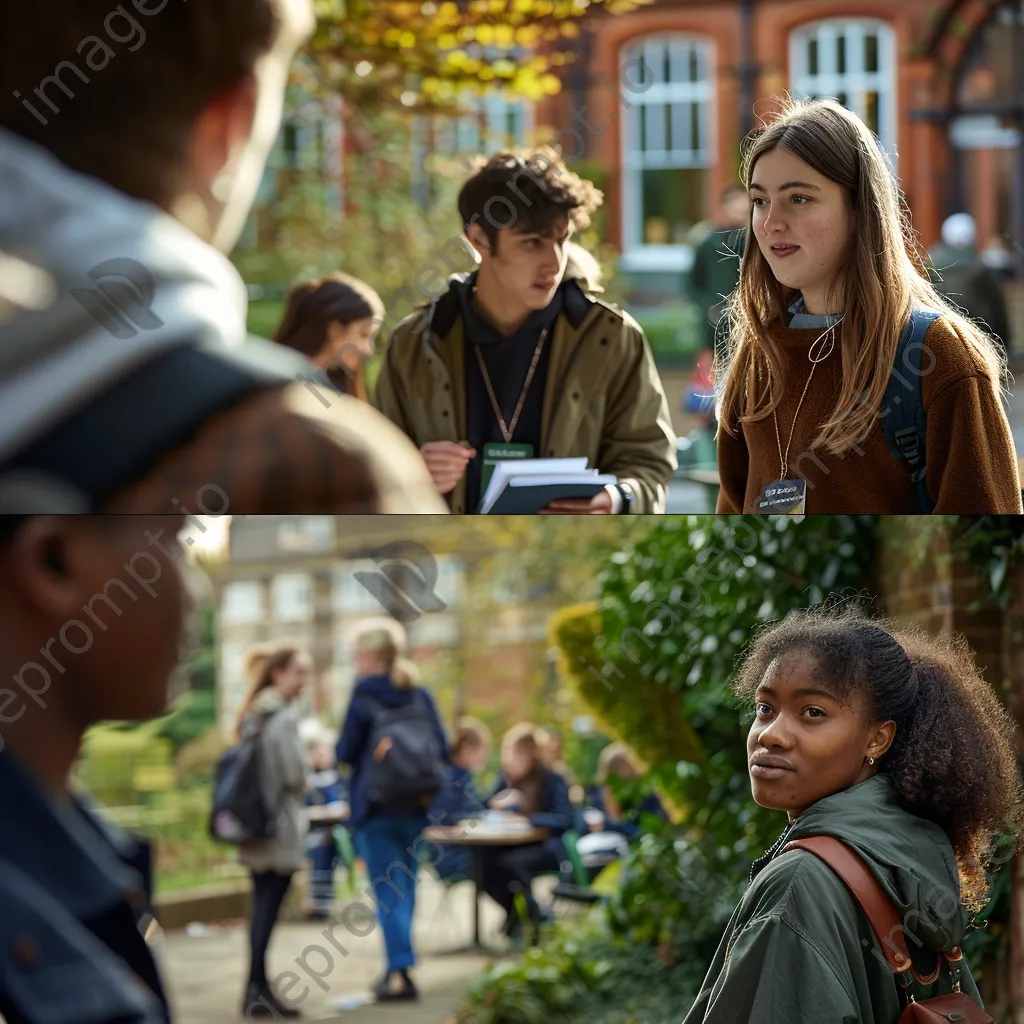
[{"x1": 0, "y1": 750, "x2": 144, "y2": 921}]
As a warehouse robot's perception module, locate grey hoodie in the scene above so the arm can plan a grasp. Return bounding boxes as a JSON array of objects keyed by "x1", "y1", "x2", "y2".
[
  {"x1": 684, "y1": 775, "x2": 984, "y2": 1024},
  {"x1": 0, "y1": 127, "x2": 310, "y2": 504}
]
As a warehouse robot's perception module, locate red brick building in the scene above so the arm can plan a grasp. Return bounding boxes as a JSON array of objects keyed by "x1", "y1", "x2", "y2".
[{"x1": 536, "y1": 0, "x2": 1024, "y2": 301}]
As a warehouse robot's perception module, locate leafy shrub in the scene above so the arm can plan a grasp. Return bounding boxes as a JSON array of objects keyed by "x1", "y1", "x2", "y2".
[{"x1": 457, "y1": 913, "x2": 705, "y2": 1024}]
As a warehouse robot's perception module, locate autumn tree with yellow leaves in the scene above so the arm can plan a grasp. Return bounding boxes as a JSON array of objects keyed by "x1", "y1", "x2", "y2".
[{"x1": 309, "y1": 0, "x2": 652, "y2": 108}]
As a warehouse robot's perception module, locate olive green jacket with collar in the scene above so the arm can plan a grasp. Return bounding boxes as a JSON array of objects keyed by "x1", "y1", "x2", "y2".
[
  {"x1": 372, "y1": 276, "x2": 678, "y2": 514},
  {"x1": 684, "y1": 775, "x2": 984, "y2": 1024}
]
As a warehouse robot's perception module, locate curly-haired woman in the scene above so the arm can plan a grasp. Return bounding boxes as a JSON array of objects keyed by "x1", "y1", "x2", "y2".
[{"x1": 684, "y1": 607, "x2": 1024, "y2": 1024}]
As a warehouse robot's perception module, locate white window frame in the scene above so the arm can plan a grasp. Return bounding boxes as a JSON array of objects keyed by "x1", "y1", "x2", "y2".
[
  {"x1": 412, "y1": 91, "x2": 535, "y2": 201},
  {"x1": 332, "y1": 564, "x2": 390, "y2": 615},
  {"x1": 619, "y1": 34, "x2": 716, "y2": 273},
  {"x1": 271, "y1": 573, "x2": 313, "y2": 622},
  {"x1": 789, "y1": 19, "x2": 898, "y2": 168},
  {"x1": 220, "y1": 580, "x2": 264, "y2": 624}
]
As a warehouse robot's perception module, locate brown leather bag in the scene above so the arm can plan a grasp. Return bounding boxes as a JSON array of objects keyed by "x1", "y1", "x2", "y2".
[{"x1": 784, "y1": 837, "x2": 992, "y2": 1024}]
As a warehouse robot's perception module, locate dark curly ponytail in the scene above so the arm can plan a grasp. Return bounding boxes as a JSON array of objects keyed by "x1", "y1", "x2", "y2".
[{"x1": 733, "y1": 606, "x2": 1024, "y2": 911}]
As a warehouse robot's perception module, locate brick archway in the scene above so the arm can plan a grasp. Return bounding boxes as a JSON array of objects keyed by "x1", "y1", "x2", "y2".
[{"x1": 927, "y1": 0, "x2": 1018, "y2": 105}]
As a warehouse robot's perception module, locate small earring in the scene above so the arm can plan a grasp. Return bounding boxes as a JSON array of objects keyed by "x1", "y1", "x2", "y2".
[{"x1": 868, "y1": 756, "x2": 876, "y2": 765}]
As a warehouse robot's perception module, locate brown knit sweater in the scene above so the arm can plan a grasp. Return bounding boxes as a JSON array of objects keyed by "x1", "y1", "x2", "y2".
[{"x1": 716, "y1": 316, "x2": 1022, "y2": 513}]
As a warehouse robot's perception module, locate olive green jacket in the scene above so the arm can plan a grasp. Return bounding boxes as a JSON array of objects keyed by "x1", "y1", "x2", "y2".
[
  {"x1": 684, "y1": 775, "x2": 984, "y2": 1024},
  {"x1": 372, "y1": 277, "x2": 677, "y2": 514}
]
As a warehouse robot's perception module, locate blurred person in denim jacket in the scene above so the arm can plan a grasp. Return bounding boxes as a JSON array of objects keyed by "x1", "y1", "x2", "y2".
[{"x1": 0, "y1": 514, "x2": 191, "y2": 1024}]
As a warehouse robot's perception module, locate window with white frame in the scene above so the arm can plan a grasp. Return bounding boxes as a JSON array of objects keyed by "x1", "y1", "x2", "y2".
[
  {"x1": 620, "y1": 35, "x2": 714, "y2": 272},
  {"x1": 221, "y1": 580, "x2": 264, "y2": 624},
  {"x1": 412, "y1": 91, "x2": 534, "y2": 205},
  {"x1": 332, "y1": 565, "x2": 389, "y2": 614},
  {"x1": 790, "y1": 20, "x2": 897, "y2": 161},
  {"x1": 272, "y1": 574, "x2": 313, "y2": 622}
]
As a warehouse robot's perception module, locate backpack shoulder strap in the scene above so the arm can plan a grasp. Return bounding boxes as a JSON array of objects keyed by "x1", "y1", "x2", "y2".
[
  {"x1": 882, "y1": 311, "x2": 942, "y2": 514},
  {"x1": 0, "y1": 344, "x2": 276, "y2": 512},
  {"x1": 784, "y1": 836, "x2": 913, "y2": 973}
]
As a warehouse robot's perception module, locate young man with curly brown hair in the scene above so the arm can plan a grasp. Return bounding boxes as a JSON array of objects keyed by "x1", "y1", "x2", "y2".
[{"x1": 374, "y1": 150, "x2": 677, "y2": 515}]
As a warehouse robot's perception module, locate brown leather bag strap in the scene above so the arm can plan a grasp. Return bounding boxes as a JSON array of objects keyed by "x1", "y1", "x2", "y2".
[{"x1": 783, "y1": 836, "x2": 913, "y2": 974}]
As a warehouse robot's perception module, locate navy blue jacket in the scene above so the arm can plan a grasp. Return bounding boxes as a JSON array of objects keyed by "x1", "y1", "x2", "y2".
[
  {"x1": 587, "y1": 786, "x2": 668, "y2": 838},
  {"x1": 427, "y1": 764, "x2": 487, "y2": 880},
  {"x1": 0, "y1": 751, "x2": 170, "y2": 1024},
  {"x1": 490, "y1": 767, "x2": 576, "y2": 861},
  {"x1": 336, "y1": 674, "x2": 449, "y2": 830},
  {"x1": 430, "y1": 764, "x2": 487, "y2": 826}
]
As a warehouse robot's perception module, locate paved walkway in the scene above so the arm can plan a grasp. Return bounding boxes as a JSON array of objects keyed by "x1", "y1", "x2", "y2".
[{"x1": 154, "y1": 876, "x2": 509, "y2": 1023}]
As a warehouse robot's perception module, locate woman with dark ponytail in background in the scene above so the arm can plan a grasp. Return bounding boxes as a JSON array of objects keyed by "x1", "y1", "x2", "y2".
[
  {"x1": 274, "y1": 273, "x2": 385, "y2": 402},
  {"x1": 685, "y1": 607, "x2": 1023, "y2": 1024}
]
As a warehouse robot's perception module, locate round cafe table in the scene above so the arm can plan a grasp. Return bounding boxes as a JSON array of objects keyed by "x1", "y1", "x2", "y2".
[
  {"x1": 422, "y1": 820, "x2": 549, "y2": 953},
  {"x1": 306, "y1": 801, "x2": 350, "y2": 828}
]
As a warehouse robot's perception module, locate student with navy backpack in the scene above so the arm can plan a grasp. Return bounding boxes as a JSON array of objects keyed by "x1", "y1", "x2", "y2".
[
  {"x1": 715, "y1": 97, "x2": 1022, "y2": 514},
  {"x1": 335, "y1": 621, "x2": 449, "y2": 1003}
]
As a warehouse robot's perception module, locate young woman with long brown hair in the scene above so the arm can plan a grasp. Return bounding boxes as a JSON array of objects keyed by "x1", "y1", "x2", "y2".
[
  {"x1": 274, "y1": 272, "x2": 385, "y2": 402},
  {"x1": 235, "y1": 644, "x2": 313, "y2": 1020},
  {"x1": 715, "y1": 98, "x2": 1021, "y2": 514}
]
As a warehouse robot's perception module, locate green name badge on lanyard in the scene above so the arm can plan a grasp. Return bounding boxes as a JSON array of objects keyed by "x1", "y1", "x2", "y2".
[{"x1": 480, "y1": 442, "x2": 534, "y2": 506}]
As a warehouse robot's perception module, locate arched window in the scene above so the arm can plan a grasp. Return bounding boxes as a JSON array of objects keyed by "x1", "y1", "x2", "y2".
[
  {"x1": 790, "y1": 19, "x2": 897, "y2": 159},
  {"x1": 620, "y1": 35, "x2": 715, "y2": 271}
]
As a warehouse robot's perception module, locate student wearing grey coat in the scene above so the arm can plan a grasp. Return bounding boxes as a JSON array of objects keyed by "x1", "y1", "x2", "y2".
[{"x1": 235, "y1": 647, "x2": 313, "y2": 1020}]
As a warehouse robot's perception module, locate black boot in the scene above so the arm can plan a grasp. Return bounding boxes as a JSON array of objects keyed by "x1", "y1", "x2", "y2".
[
  {"x1": 242, "y1": 981, "x2": 302, "y2": 1019},
  {"x1": 374, "y1": 969, "x2": 419, "y2": 1002}
]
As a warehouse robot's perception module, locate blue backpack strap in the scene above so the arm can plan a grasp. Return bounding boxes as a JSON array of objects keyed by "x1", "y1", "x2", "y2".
[{"x1": 881, "y1": 311, "x2": 941, "y2": 513}]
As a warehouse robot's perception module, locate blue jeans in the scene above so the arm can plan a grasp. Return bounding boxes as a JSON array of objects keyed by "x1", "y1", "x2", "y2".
[{"x1": 355, "y1": 815, "x2": 425, "y2": 971}]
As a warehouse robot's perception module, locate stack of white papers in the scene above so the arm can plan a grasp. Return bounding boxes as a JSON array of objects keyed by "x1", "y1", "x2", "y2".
[{"x1": 479, "y1": 458, "x2": 617, "y2": 514}]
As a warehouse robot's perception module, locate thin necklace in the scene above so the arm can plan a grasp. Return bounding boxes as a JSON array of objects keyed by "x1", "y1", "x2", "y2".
[{"x1": 769, "y1": 319, "x2": 842, "y2": 479}]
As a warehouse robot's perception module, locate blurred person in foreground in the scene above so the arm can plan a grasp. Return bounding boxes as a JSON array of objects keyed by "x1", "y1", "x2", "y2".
[
  {"x1": 0, "y1": 0, "x2": 443, "y2": 515},
  {"x1": 0, "y1": 514, "x2": 191, "y2": 1024},
  {"x1": 274, "y1": 273, "x2": 385, "y2": 402}
]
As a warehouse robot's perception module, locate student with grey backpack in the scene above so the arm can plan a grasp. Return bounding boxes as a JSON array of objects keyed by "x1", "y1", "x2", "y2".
[{"x1": 233, "y1": 646, "x2": 313, "y2": 1020}]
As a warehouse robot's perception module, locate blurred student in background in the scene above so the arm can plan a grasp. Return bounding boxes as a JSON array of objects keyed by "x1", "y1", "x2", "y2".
[
  {"x1": 481, "y1": 723, "x2": 575, "y2": 940},
  {"x1": 335, "y1": 621, "x2": 449, "y2": 1002},
  {"x1": 304, "y1": 729, "x2": 348, "y2": 921},
  {"x1": 429, "y1": 718, "x2": 493, "y2": 881},
  {"x1": 235, "y1": 646, "x2": 313, "y2": 1019},
  {"x1": 586, "y1": 742, "x2": 667, "y2": 839},
  {"x1": 274, "y1": 273, "x2": 385, "y2": 402},
  {"x1": 537, "y1": 726, "x2": 573, "y2": 783}
]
